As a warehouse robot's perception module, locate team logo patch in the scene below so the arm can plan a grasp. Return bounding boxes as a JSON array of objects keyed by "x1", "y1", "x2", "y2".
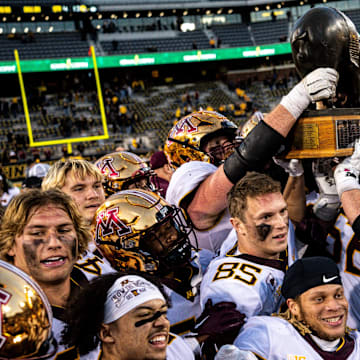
[{"x1": 95, "y1": 207, "x2": 132, "y2": 245}]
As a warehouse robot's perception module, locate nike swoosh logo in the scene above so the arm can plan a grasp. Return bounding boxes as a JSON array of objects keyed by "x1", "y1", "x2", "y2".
[{"x1": 323, "y1": 275, "x2": 338, "y2": 283}]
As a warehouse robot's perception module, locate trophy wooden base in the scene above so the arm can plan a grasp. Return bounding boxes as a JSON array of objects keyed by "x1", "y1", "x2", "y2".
[{"x1": 284, "y1": 108, "x2": 360, "y2": 159}]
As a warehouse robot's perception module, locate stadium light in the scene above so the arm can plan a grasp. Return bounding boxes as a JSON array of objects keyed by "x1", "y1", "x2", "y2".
[
  {"x1": 2, "y1": 17, "x2": 6, "y2": 22},
  {"x1": 58, "y1": 15, "x2": 63, "y2": 20},
  {"x1": 183, "y1": 10, "x2": 188, "y2": 16},
  {"x1": 160, "y1": 12, "x2": 164, "y2": 17},
  {"x1": 266, "y1": 5, "x2": 270, "y2": 10},
  {"x1": 0, "y1": 28, "x2": 2, "y2": 34},
  {"x1": 228, "y1": 9, "x2": 233, "y2": 14},
  {"x1": 24, "y1": 27, "x2": 29, "y2": 33},
  {"x1": 45, "y1": 15, "x2": 49, "y2": 21},
  {"x1": 17, "y1": 16, "x2": 21, "y2": 21},
  {"x1": 217, "y1": 9, "x2": 223, "y2": 14},
  {"x1": 49, "y1": 26, "x2": 53, "y2": 32},
  {"x1": 31, "y1": 16, "x2": 35, "y2": 21},
  {"x1": 123, "y1": 12, "x2": 128, "y2": 18},
  {"x1": 147, "y1": 11, "x2": 152, "y2": 17},
  {"x1": 11, "y1": 27, "x2": 16, "y2": 33},
  {"x1": 255, "y1": 7, "x2": 259, "y2": 11},
  {"x1": 36, "y1": 26, "x2": 41, "y2": 32},
  {"x1": 277, "y1": 4, "x2": 282, "y2": 8},
  {"x1": 135, "y1": 13, "x2": 140, "y2": 18},
  {"x1": 98, "y1": 14, "x2": 102, "y2": 19}
]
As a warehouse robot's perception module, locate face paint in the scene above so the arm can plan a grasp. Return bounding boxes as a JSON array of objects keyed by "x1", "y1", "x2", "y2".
[
  {"x1": 134, "y1": 311, "x2": 167, "y2": 327},
  {"x1": 256, "y1": 223, "x2": 272, "y2": 241}
]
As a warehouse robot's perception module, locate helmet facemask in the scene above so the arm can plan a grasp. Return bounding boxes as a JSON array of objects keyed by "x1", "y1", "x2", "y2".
[{"x1": 142, "y1": 206, "x2": 194, "y2": 274}]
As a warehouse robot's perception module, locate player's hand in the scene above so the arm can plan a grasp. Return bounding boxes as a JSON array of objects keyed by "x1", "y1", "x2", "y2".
[
  {"x1": 214, "y1": 345, "x2": 258, "y2": 360},
  {"x1": 280, "y1": 67, "x2": 338, "y2": 119},
  {"x1": 312, "y1": 158, "x2": 340, "y2": 221},
  {"x1": 302, "y1": 68, "x2": 339, "y2": 103},
  {"x1": 194, "y1": 299, "x2": 245, "y2": 342},
  {"x1": 273, "y1": 158, "x2": 303, "y2": 177},
  {"x1": 334, "y1": 139, "x2": 360, "y2": 197}
]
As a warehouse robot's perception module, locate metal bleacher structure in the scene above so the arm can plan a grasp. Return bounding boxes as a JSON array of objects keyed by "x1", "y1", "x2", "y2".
[{"x1": 1, "y1": 3, "x2": 360, "y2": 164}]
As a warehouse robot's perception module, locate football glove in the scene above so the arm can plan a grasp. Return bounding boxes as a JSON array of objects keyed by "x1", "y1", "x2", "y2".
[
  {"x1": 334, "y1": 139, "x2": 360, "y2": 198},
  {"x1": 280, "y1": 68, "x2": 338, "y2": 119}
]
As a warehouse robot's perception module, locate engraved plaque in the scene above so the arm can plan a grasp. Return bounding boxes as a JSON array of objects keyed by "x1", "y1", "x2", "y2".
[
  {"x1": 284, "y1": 108, "x2": 360, "y2": 159},
  {"x1": 292, "y1": 123, "x2": 319, "y2": 150}
]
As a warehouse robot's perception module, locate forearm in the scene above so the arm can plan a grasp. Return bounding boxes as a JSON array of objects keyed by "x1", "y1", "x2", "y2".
[
  {"x1": 341, "y1": 190, "x2": 360, "y2": 225},
  {"x1": 263, "y1": 104, "x2": 297, "y2": 138},
  {"x1": 283, "y1": 175, "x2": 306, "y2": 225}
]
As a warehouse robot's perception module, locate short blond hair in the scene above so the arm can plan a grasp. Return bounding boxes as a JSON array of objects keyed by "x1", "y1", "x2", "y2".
[
  {"x1": 0, "y1": 189, "x2": 91, "y2": 263},
  {"x1": 42, "y1": 159, "x2": 103, "y2": 191},
  {"x1": 227, "y1": 171, "x2": 282, "y2": 221}
]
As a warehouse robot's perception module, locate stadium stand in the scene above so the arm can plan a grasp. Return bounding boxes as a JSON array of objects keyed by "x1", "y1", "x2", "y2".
[{"x1": 251, "y1": 18, "x2": 289, "y2": 45}]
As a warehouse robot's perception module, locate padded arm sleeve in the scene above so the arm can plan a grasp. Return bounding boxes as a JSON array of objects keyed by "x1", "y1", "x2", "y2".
[{"x1": 223, "y1": 121, "x2": 285, "y2": 184}]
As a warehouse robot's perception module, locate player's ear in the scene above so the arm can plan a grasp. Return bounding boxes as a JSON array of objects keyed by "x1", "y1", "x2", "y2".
[
  {"x1": 287, "y1": 298, "x2": 301, "y2": 319},
  {"x1": 99, "y1": 323, "x2": 115, "y2": 344},
  {"x1": 230, "y1": 217, "x2": 246, "y2": 235}
]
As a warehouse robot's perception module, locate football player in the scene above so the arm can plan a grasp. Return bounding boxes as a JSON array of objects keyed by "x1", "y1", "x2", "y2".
[
  {"x1": 0, "y1": 189, "x2": 114, "y2": 359},
  {"x1": 0, "y1": 260, "x2": 57, "y2": 359},
  {"x1": 41, "y1": 157, "x2": 114, "y2": 279},
  {"x1": 92, "y1": 189, "x2": 245, "y2": 355},
  {"x1": 164, "y1": 68, "x2": 338, "y2": 253},
  {"x1": 62, "y1": 272, "x2": 195, "y2": 360},
  {"x1": 228, "y1": 257, "x2": 360, "y2": 359},
  {"x1": 200, "y1": 172, "x2": 295, "y2": 355},
  {"x1": 95, "y1": 150, "x2": 157, "y2": 198},
  {"x1": 42, "y1": 158, "x2": 105, "y2": 225},
  {"x1": 292, "y1": 139, "x2": 360, "y2": 330}
]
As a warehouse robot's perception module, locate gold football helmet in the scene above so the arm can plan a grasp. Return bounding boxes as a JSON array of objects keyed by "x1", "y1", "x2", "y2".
[
  {"x1": 0, "y1": 261, "x2": 57, "y2": 359},
  {"x1": 164, "y1": 110, "x2": 238, "y2": 168},
  {"x1": 95, "y1": 151, "x2": 155, "y2": 197},
  {"x1": 92, "y1": 189, "x2": 195, "y2": 275},
  {"x1": 239, "y1": 111, "x2": 264, "y2": 140}
]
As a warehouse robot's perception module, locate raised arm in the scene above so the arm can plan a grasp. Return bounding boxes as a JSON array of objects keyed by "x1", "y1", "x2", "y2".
[{"x1": 188, "y1": 68, "x2": 338, "y2": 229}]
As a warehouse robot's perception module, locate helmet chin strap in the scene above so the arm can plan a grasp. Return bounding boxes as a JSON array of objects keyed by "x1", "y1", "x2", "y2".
[{"x1": 189, "y1": 252, "x2": 202, "y2": 296}]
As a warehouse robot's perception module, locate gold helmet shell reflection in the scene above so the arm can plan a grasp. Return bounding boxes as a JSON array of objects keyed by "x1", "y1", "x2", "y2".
[
  {"x1": 92, "y1": 189, "x2": 193, "y2": 275},
  {"x1": 95, "y1": 151, "x2": 154, "y2": 197},
  {"x1": 164, "y1": 110, "x2": 237, "y2": 168},
  {"x1": 239, "y1": 111, "x2": 264, "y2": 139},
  {"x1": 0, "y1": 261, "x2": 56, "y2": 359}
]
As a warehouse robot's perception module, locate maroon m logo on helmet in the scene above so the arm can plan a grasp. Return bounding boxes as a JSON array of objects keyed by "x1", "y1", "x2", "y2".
[
  {"x1": 0, "y1": 289, "x2": 10, "y2": 349},
  {"x1": 94, "y1": 208, "x2": 132, "y2": 245},
  {"x1": 98, "y1": 158, "x2": 119, "y2": 178}
]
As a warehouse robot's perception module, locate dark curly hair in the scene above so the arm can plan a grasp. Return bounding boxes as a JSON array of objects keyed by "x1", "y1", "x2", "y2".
[{"x1": 61, "y1": 270, "x2": 170, "y2": 355}]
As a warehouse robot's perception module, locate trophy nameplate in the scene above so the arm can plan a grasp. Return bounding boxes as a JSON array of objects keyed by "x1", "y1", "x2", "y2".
[{"x1": 284, "y1": 108, "x2": 360, "y2": 159}]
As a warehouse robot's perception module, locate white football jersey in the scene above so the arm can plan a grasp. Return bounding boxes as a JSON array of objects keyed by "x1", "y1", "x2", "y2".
[
  {"x1": 166, "y1": 161, "x2": 232, "y2": 253},
  {"x1": 200, "y1": 252, "x2": 286, "y2": 318},
  {"x1": 234, "y1": 316, "x2": 360, "y2": 359},
  {"x1": 75, "y1": 243, "x2": 116, "y2": 279},
  {"x1": 326, "y1": 210, "x2": 360, "y2": 330},
  {"x1": 165, "y1": 249, "x2": 214, "y2": 335}
]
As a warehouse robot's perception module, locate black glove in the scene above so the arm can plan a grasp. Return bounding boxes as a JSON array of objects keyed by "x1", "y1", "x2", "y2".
[
  {"x1": 194, "y1": 300, "x2": 246, "y2": 359},
  {"x1": 194, "y1": 299, "x2": 245, "y2": 340}
]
